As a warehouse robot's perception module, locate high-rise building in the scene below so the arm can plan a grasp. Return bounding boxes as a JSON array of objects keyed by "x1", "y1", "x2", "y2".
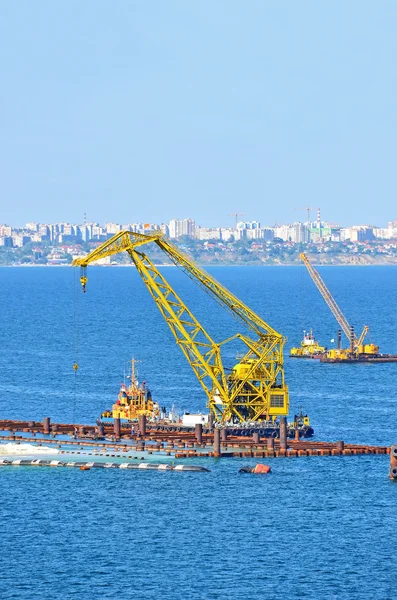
[
  {"x1": 168, "y1": 218, "x2": 196, "y2": 238},
  {"x1": 105, "y1": 222, "x2": 121, "y2": 234}
]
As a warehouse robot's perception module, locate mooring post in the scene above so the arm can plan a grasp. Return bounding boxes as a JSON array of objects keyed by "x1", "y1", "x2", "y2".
[
  {"x1": 97, "y1": 423, "x2": 105, "y2": 438},
  {"x1": 220, "y1": 428, "x2": 228, "y2": 442},
  {"x1": 43, "y1": 417, "x2": 51, "y2": 435},
  {"x1": 252, "y1": 431, "x2": 260, "y2": 444},
  {"x1": 294, "y1": 429, "x2": 300, "y2": 442},
  {"x1": 279, "y1": 417, "x2": 287, "y2": 451},
  {"x1": 214, "y1": 428, "x2": 221, "y2": 457},
  {"x1": 114, "y1": 418, "x2": 121, "y2": 440},
  {"x1": 267, "y1": 437, "x2": 275, "y2": 451},
  {"x1": 336, "y1": 440, "x2": 345, "y2": 452},
  {"x1": 390, "y1": 445, "x2": 397, "y2": 480},
  {"x1": 208, "y1": 413, "x2": 214, "y2": 429},
  {"x1": 138, "y1": 415, "x2": 146, "y2": 436},
  {"x1": 195, "y1": 423, "x2": 203, "y2": 444}
]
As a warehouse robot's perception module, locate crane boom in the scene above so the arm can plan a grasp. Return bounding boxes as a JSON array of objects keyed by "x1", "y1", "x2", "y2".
[
  {"x1": 73, "y1": 231, "x2": 288, "y2": 423},
  {"x1": 300, "y1": 252, "x2": 368, "y2": 347}
]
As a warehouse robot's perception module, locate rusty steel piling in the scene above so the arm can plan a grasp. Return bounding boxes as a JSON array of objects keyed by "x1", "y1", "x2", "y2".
[
  {"x1": 214, "y1": 428, "x2": 221, "y2": 457},
  {"x1": 390, "y1": 445, "x2": 397, "y2": 480},
  {"x1": 138, "y1": 415, "x2": 146, "y2": 436},
  {"x1": 195, "y1": 423, "x2": 203, "y2": 444},
  {"x1": 114, "y1": 418, "x2": 121, "y2": 440},
  {"x1": 279, "y1": 417, "x2": 287, "y2": 451}
]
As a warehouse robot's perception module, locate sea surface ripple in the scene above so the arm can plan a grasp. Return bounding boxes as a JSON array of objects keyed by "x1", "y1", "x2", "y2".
[{"x1": 0, "y1": 265, "x2": 396, "y2": 599}]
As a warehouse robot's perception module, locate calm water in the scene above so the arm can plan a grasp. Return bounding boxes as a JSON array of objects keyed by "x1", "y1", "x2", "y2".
[{"x1": 0, "y1": 265, "x2": 396, "y2": 599}]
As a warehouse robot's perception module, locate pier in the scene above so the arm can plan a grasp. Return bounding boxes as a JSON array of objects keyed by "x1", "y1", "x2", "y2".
[{"x1": 0, "y1": 419, "x2": 390, "y2": 460}]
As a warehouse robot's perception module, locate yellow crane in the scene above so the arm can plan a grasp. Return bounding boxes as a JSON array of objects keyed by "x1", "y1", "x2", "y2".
[
  {"x1": 300, "y1": 253, "x2": 379, "y2": 359},
  {"x1": 73, "y1": 231, "x2": 289, "y2": 423}
]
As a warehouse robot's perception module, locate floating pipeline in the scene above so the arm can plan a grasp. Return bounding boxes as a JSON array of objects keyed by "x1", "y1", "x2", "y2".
[{"x1": 0, "y1": 459, "x2": 210, "y2": 472}]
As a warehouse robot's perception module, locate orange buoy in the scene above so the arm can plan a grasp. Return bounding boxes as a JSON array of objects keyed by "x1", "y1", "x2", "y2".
[
  {"x1": 80, "y1": 465, "x2": 91, "y2": 471},
  {"x1": 252, "y1": 463, "x2": 271, "y2": 474}
]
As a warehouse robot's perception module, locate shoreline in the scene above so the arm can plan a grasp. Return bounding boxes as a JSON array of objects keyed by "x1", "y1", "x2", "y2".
[{"x1": 1, "y1": 261, "x2": 397, "y2": 268}]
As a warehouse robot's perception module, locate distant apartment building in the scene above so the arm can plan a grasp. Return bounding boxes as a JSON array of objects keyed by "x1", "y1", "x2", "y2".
[
  {"x1": 220, "y1": 228, "x2": 235, "y2": 241},
  {"x1": 12, "y1": 234, "x2": 31, "y2": 247},
  {"x1": 373, "y1": 228, "x2": 389, "y2": 239},
  {"x1": 160, "y1": 223, "x2": 170, "y2": 237},
  {"x1": 341, "y1": 226, "x2": 375, "y2": 242},
  {"x1": 274, "y1": 225, "x2": 289, "y2": 241},
  {"x1": 92, "y1": 225, "x2": 105, "y2": 239},
  {"x1": 0, "y1": 236, "x2": 13, "y2": 247},
  {"x1": 196, "y1": 228, "x2": 221, "y2": 241},
  {"x1": 288, "y1": 222, "x2": 307, "y2": 243},
  {"x1": 0, "y1": 225, "x2": 12, "y2": 237},
  {"x1": 105, "y1": 222, "x2": 122, "y2": 235},
  {"x1": 78, "y1": 225, "x2": 92, "y2": 242},
  {"x1": 25, "y1": 222, "x2": 39, "y2": 232},
  {"x1": 236, "y1": 220, "x2": 261, "y2": 232},
  {"x1": 387, "y1": 220, "x2": 397, "y2": 239},
  {"x1": 168, "y1": 218, "x2": 196, "y2": 238}
]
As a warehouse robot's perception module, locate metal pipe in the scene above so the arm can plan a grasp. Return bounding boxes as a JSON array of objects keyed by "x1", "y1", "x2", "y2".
[
  {"x1": 220, "y1": 428, "x2": 228, "y2": 442},
  {"x1": 252, "y1": 432, "x2": 260, "y2": 444},
  {"x1": 195, "y1": 423, "x2": 203, "y2": 444},
  {"x1": 138, "y1": 415, "x2": 146, "y2": 436},
  {"x1": 267, "y1": 437, "x2": 275, "y2": 450},
  {"x1": 113, "y1": 418, "x2": 121, "y2": 440},
  {"x1": 43, "y1": 417, "x2": 51, "y2": 435},
  {"x1": 279, "y1": 417, "x2": 287, "y2": 450},
  {"x1": 214, "y1": 428, "x2": 221, "y2": 457}
]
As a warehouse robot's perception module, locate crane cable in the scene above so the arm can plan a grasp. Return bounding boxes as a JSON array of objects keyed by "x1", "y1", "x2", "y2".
[
  {"x1": 299, "y1": 258, "x2": 304, "y2": 333},
  {"x1": 72, "y1": 268, "x2": 79, "y2": 426}
]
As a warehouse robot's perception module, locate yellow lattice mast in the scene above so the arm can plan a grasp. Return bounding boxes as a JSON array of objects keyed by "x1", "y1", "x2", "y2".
[
  {"x1": 300, "y1": 252, "x2": 368, "y2": 351},
  {"x1": 73, "y1": 231, "x2": 288, "y2": 423}
]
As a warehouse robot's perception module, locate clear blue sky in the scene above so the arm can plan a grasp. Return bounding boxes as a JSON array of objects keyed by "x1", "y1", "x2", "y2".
[{"x1": 0, "y1": 1, "x2": 396, "y2": 228}]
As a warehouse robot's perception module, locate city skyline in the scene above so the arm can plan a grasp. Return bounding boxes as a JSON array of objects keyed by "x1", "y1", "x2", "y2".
[
  {"x1": 1, "y1": 210, "x2": 396, "y2": 232},
  {"x1": 2, "y1": 214, "x2": 397, "y2": 250}
]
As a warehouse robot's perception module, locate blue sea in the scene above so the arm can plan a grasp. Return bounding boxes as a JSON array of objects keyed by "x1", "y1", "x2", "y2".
[{"x1": 0, "y1": 265, "x2": 396, "y2": 600}]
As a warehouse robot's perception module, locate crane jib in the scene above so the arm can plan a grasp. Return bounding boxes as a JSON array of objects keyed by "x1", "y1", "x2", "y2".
[{"x1": 72, "y1": 231, "x2": 289, "y2": 423}]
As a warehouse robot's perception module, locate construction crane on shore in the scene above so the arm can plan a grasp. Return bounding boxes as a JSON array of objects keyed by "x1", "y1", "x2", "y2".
[
  {"x1": 228, "y1": 212, "x2": 247, "y2": 228},
  {"x1": 300, "y1": 252, "x2": 379, "y2": 357},
  {"x1": 293, "y1": 207, "x2": 318, "y2": 223},
  {"x1": 73, "y1": 231, "x2": 289, "y2": 423}
]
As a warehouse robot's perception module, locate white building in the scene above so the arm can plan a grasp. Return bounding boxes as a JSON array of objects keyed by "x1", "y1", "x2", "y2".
[
  {"x1": 105, "y1": 222, "x2": 121, "y2": 234},
  {"x1": 168, "y1": 218, "x2": 196, "y2": 238},
  {"x1": 196, "y1": 228, "x2": 221, "y2": 241}
]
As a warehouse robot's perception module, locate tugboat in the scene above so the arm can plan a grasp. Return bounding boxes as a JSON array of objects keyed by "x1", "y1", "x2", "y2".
[
  {"x1": 290, "y1": 330, "x2": 326, "y2": 358},
  {"x1": 101, "y1": 358, "x2": 161, "y2": 422}
]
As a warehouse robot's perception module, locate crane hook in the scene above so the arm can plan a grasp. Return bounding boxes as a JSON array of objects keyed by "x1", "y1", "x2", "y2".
[{"x1": 80, "y1": 266, "x2": 88, "y2": 293}]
